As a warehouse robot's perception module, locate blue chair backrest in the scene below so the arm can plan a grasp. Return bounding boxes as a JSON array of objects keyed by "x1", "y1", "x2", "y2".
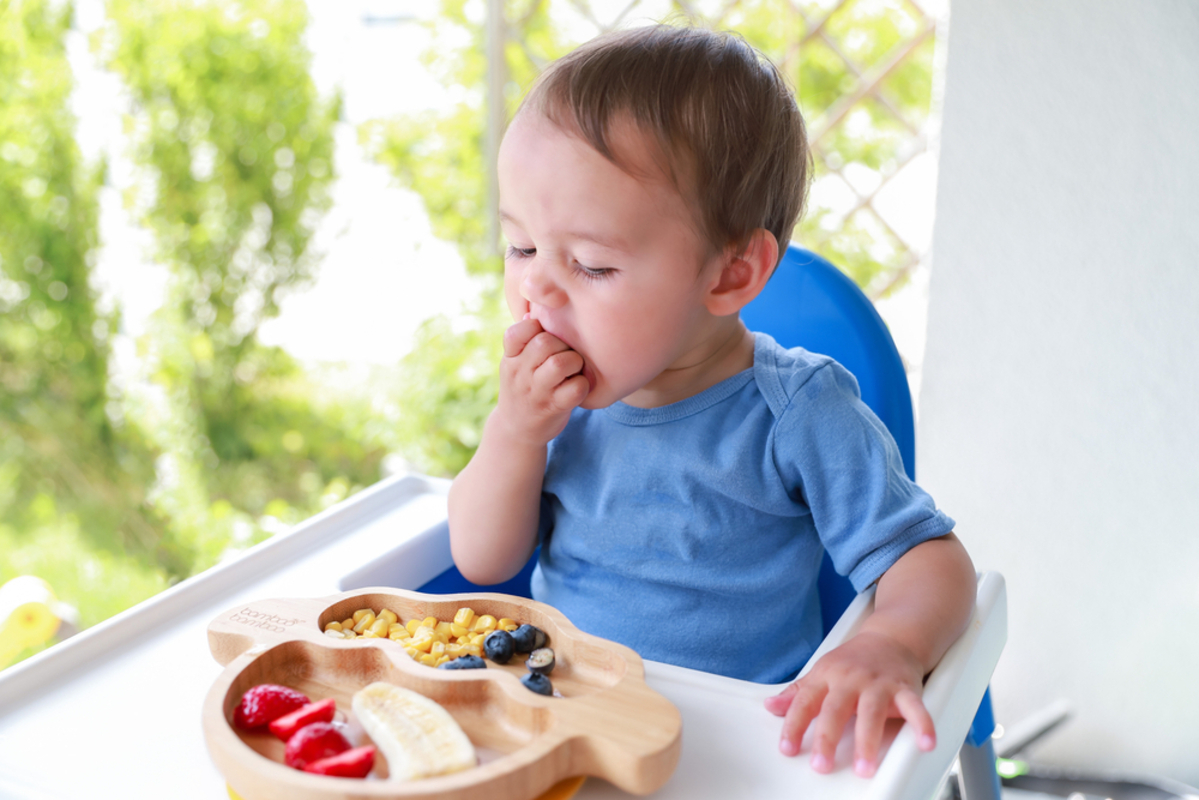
[{"x1": 424, "y1": 245, "x2": 915, "y2": 638}]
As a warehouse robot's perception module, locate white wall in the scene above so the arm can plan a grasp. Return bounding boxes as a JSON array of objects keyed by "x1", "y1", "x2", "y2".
[{"x1": 920, "y1": 0, "x2": 1199, "y2": 786}]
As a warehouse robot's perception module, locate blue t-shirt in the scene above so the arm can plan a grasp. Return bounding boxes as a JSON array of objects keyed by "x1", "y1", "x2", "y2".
[{"x1": 530, "y1": 332, "x2": 955, "y2": 684}]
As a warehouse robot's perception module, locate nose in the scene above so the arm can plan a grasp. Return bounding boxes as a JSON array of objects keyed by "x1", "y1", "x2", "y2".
[{"x1": 520, "y1": 257, "x2": 567, "y2": 309}]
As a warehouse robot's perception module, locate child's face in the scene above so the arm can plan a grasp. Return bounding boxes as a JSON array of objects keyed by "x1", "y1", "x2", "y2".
[{"x1": 498, "y1": 113, "x2": 727, "y2": 409}]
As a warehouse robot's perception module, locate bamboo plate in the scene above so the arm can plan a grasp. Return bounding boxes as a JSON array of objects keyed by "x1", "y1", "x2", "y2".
[{"x1": 204, "y1": 588, "x2": 682, "y2": 800}]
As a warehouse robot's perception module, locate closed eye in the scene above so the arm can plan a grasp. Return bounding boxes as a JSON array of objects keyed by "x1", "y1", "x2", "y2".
[
  {"x1": 574, "y1": 263, "x2": 613, "y2": 281},
  {"x1": 506, "y1": 245, "x2": 536, "y2": 259}
]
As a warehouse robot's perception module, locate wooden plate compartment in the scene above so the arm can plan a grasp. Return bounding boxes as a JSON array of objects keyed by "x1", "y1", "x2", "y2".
[{"x1": 204, "y1": 588, "x2": 681, "y2": 800}]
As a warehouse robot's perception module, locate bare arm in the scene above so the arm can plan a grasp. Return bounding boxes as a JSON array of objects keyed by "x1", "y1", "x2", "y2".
[
  {"x1": 861, "y1": 532, "x2": 977, "y2": 673},
  {"x1": 447, "y1": 318, "x2": 589, "y2": 585},
  {"x1": 765, "y1": 533, "x2": 976, "y2": 776},
  {"x1": 448, "y1": 417, "x2": 547, "y2": 584}
]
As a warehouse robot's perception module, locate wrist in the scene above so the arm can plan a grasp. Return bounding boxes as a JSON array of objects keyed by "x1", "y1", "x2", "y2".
[{"x1": 483, "y1": 408, "x2": 554, "y2": 456}]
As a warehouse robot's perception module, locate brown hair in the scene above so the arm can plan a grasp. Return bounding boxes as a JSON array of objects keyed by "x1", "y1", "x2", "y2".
[{"x1": 520, "y1": 24, "x2": 810, "y2": 263}]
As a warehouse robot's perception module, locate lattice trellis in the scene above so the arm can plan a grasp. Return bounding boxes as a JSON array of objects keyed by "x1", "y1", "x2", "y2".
[{"x1": 484, "y1": 0, "x2": 944, "y2": 299}]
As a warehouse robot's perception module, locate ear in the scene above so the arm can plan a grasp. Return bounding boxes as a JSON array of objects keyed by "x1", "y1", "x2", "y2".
[{"x1": 702, "y1": 229, "x2": 779, "y2": 317}]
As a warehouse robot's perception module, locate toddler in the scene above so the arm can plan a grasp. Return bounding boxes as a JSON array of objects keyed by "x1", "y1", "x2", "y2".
[{"x1": 448, "y1": 25, "x2": 976, "y2": 778}]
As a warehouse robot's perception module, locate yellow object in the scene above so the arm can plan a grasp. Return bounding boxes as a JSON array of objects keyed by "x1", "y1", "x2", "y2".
[
  {"x1": 352, "y1": 611, "x2": 376, "y2": 634},
  {"x1": 352, "y1": 608, "x2": 373, "y2": 623},
  {"x1": 453, "y1": 607, "x2": 476, "y2": 628},
  {"x1": 378, "y1": 608, "x2": 398, "y2": 625},
  {"x1": 473, "y1": 614, "x2": 497, "y2": 633},
  {"x1": 369, "y1": 618, "x2": 390, "y2": 637},
  {"x1": 341, "y1": 617, "x2": 355, "y2": 630},
  {"x1": 498, "y1": 618, "x2": 519, "y2": 632},
  {"x1": 352, "y1": 682, "x2": 477, "y2": 781},
  {"x1": 0, "y1": 576, "x2": 63, "y2": 668},
  {"x1": 406, "y1": 618, "x2": 421, "y2": 636},
  {"x1": 421, "y1": 615, "x2": 439, "y2": 630}
]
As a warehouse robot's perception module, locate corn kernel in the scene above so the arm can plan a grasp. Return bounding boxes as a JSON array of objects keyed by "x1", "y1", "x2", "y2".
[
  {"x1": 352, "y1": 608, "x2": 374, "y2": 623},
  {"x1": 453, "y1": 608, "x2": 476, "y2": 629},
  {"x1": 431, "y1": 641, "x2": 446, "y2": 657},
  {"x1": 470, "y1": 633, "x2": 485, "y2": 646},
  {"x1": 414, "y1": 625, "x2": 435, "y2": 639},
  {"x1": 324, "y1": 629, "x2": 346, "y2": 639},
  {"x1": 421, "y1": 616, "x2": 439, "y2": 630},
  {"x1": 342, "y1": 630, "x2": 357, "y2": 639},
  {"x1": 464, "y1": 644, "x2": 482, "y2": 657},
  {"x1": 352, "y1": 611, "x2": 376, "y2": 634},
  {"x1": 410, "y1": 634, "x2": 434, "y2": 653},
  {"x1": 498, "y1": 618, "x2": 519, "y2": 632},
  {"x1": 449, "y1": 622, "x2": 469, "y2": 638},
  {"x1": 369, "y1": 618, "x2": 390, "y2": 637},
  {"x1": 362, "y1": 629, "x2": 381, "y2": 639},
  {"x1": 324, "y1": 621, "x2": 343, "y2": 632},
  {"x1": 341, "y1": 618, "x2": 355, "y2": 630},
  {"x1": 419, "y1": 653, "x2": 439, "y2": 666},
  {"x1": 435, "y1": 655, "x2": 451, "y2": 666},
  {"x1": 473, "y1": 614, "x2": 497, "y2": 633},
  {"x1": 446, "y1": 643, "x2": 466, "y2": 657},
  {"x1": 378, "y1": 608, "x2": 398, "y2": 625},
  {"x1": 389, "y1": 632, "x2": 410, "y2": 643},
  {"x1": 405, "y1": 619, "x2": 421, "y2": 636},
  {"x1": 435, "y1": 621, "x2": 453, "y2": 638},
  {"x1": 405, "y1": 647, "x2": 420, "y2": 658}
]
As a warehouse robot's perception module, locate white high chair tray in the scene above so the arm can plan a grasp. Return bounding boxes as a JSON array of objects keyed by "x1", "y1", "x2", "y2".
[{"x1": 0, "y1": 474, "x2": 1005, "y2": 800}]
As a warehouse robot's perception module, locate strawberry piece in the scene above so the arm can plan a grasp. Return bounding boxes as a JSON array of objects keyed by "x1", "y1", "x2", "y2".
[
  {"x1": 269, "y1": 697, "x2": 337, "y2": 741},
  {"x1": 284, "y1": 722, "x2": 351, "y2": 770},
  {"x1": 303, "y1": 745, "x2": 376, "y2": 778},
  {"x1": 232, "y1": 684, "x2": 310, "y2": 731}
]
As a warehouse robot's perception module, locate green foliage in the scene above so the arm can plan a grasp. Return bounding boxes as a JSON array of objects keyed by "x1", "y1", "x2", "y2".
[
  {"x1": 0, "y1": 0, "x2": 164, "y2": 569},
  {"x1": 100, "y1": 0, "x2": 385, "y2": 573},
  {"x1": 362, "y1": 0, "x2": 937, "y2": 477},
  {"x1": 388, "y1": 288, "x2": 507, "y2": 477}
]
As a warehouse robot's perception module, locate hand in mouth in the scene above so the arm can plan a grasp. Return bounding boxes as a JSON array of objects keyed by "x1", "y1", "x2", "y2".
[{"x1": 525, "y1": 312, "x2": 595, "y2": 393}]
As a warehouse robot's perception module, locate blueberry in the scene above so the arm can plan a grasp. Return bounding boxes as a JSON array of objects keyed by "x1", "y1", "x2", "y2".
[
  {"x1": 438, "y1": 654, "x2": 486, "y2": 670},
  {"x1": 526, "y1": 647, "x2": 555, "y2": 676},
  {"x1": 521, "y1": 671, "x2": 553, "y2": 696},
  {"x1": 511, "y1": 624, "x2": 546, "y2": 653},
  {"x1": 483, "y1": 630, "x2": 515, "y2": 664}
]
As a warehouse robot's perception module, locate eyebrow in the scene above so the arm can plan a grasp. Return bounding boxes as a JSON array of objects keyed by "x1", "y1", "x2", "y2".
[{"x1": 499, "y1": 210, "x2": 632, "y2": 254}]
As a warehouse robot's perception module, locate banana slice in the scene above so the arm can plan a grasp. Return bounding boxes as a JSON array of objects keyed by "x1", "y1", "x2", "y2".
[{"x1": 351, "y1": 682, "x2": 477, "y2": 781}]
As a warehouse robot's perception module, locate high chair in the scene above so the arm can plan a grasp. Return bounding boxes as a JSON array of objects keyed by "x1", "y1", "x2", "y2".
[{"x1": 398, "y1": 245, "x2": 1007, "y2": 799}]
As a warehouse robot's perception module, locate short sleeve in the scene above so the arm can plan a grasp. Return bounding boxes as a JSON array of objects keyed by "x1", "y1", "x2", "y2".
[{"x1": 773, "y1": 362, "x2": 955, "y2": 591}]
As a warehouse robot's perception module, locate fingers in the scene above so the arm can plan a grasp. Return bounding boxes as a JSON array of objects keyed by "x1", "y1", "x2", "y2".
[
  {"x1": 806, "y1": 689, "x2": 855, "y2": 773},
  {"x1": 852, "y1": 689, "x2": 890, "y2": 777},
  {"x1": 503, "y1": 318, "x2": 544, "y2": 357},
  {"x1": 763, "y1": 683, "x2": 798, "y2": 717},
  {"x1": 778, "y1": 680, "x2": 826, "y2": 758},
  {"x1": 894, "y1": 688, "x2": 936, "y2": 751}
]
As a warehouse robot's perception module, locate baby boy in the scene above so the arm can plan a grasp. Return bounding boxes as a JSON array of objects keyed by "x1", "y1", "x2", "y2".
[{"x1": 448, "y1": 24, "x2": 976, "y2": 777}]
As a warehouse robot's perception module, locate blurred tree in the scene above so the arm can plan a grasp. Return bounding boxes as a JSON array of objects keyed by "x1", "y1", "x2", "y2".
[
  {"x1": 0, "y1": 0, "x2": 166, "y2": 570},
  {"x1": 100, "y1": 0, "x2": 385, "y2": 572},
  {"x1": 362, "y1": 0, "x2": 936, "y2": 476}
]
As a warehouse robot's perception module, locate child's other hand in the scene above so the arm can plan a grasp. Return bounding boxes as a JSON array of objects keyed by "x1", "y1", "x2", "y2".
[
  {"x1": 494, "y1": 317, "x2": 589, "y2": 446},
  {"x1": 763, "y1": 631, "x2": 935, "y2": 777}
]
